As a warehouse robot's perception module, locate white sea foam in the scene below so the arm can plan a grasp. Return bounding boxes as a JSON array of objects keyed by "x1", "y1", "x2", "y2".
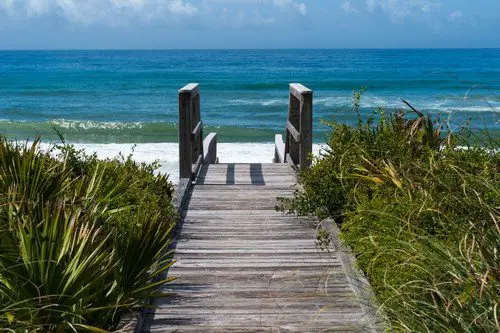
[
  {"x1": 39, "y1": 142, "x2": 325, "y2": 183},
  {"x1": 224, "y1": 95, "x2": 499, "y2": 113},
  {"x1": 227, "y1": 99, "x2": 288, "y2": 106},
  {"x1": 51, "y1": 119, "x2": 145, "y2": 130},
  {"x1": 261, "y1": 99, "x2": 287, "y2": 106}
]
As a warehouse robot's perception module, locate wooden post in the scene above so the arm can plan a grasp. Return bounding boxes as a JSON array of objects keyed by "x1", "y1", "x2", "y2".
[
  {"x1": 192, "y1": 92, "x2": 203, "y2": 164},
  {"x1": 286, "y1": 92, "x2": 300, "y2": 165},
  {"x1": 203, "y1": 133, "x2": 218, "y2": 164},
  {"x1": 285, "y1": 83, "x2": 313, "y2": 170},
  {"x1": 179, "y1": 83, "x2": 199, "y2": 179},
  {"x1": 299, "y1": 89, "x2": 313, "y2": 169}
]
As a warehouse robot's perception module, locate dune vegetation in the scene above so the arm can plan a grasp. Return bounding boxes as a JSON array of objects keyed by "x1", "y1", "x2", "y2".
[
  {"x1": 279, "y1": 91, "x2": 500, "y2": 332},
  {"x1": 0, "y1": 137, "x2": 177, "y2": 331}
]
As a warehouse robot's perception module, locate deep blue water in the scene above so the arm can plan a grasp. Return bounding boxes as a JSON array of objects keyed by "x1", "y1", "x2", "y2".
[{"x1": 0, "y1": 49, "x2": 498, "y2": 143}]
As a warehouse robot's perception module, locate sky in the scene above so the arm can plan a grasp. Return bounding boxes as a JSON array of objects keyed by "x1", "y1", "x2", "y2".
[{"x1": 0, "y1": 0, "x2": 499, "y2": 49}]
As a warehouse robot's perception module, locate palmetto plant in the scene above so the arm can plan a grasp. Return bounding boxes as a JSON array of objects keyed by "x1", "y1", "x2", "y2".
[
  {"x1": 401, "y1": 99, "x2": 445, "y2": 150},
  {"x1": 0, "y1": 137, "x2": 176, "y2": 331}
]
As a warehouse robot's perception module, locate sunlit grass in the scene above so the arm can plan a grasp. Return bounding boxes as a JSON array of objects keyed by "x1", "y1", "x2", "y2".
[
  {"x1": 0, "y1": 137, "x2": 177, "y2": 331},
  {"x1": 279, "y1": 92, "x2": 500, "y2": 332}
]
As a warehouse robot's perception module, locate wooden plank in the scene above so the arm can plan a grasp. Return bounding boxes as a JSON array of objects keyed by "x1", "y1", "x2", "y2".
[
  {"x1": 286, "y1": 91, "x2": 300, "y2": 166},
  {"x1": 150, "y1": 326, "x2": 360, "y2": 333},
  {"x1": 274, "y1": 134, "x2": 285, "y2": 163},
  {"x1": 191, "y1": 121, "x2": 202, "y2": 141},
  {"x1": 189, "y1": 191, "x2": 293, "y2": 197},
  {"x1": 203, "y1": 133, "x2": 218, "y2": 164},
  {"x1": 299, "y1": 88, "x2": 313, "y2": 169},
  {"x1": 290, "y1": 83, "x2": 312, "y2": 99},
  {"x1": 145, "y1": 163, "x2": 375, "y2": 332},
  {"x1": 179, "y1": 83, "x2": 199, "y2": 96},
  {"x1": 192, "y1": 92, "x2": 203, "y2": 165},
  {"x1": 204, "y1": 163, "x2": 292, "y2": 169},
  {"x1": 287, "y1": 120, "x2": 301, "y2": 143},
  {"x1": 178, "y1": 87, "x2": 193, "y2": 179},
  {"x1": 202, "y1": 164, "x2": 294, "y2": 172},
  {"x1": 195, "y1": 180, "x2": 296, "y2": 186},
  {"x1": 321, "y1": 218, "x2": 382, "y2": 332},
  {"x1": 192, "y1": 154, "x2": 203, "y2": 178},
  {"x1": 184, "y1": 209, "x2": 298, "y2": 217}
]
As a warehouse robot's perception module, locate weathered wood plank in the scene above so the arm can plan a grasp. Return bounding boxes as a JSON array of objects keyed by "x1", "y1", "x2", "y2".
[
  {"x1": 287, "y1": 120, "x2": 301, "y2": 143},
  {"x1": 286, "y1": 91, "x2": 300, "y2": 165},
  {"x1": 290, "y1": 83, "x2": 313, "y2": 99},
  {"x1": 191, "y1": 121, "x2": 202, "y2": 141},
  {"x1": 274, "y1": 134, "x2": 285, "y2": 163},
  {"x1": 150, "y1": 326, "x2": 360, "y2": 333},
  {"x1": 179, "y1": 83, "x2": 199, "y2": 96},
  {"x1": 299, "y1": 88, "x2": 313, "y2": 169},
  {"x1": 203, "y1": 133, "x2": 218, "y2": 164},
  {"x1": 146, "y1": 163, "x2": 375, "y2": 333},
  {"x1": 178, "y1": 87, "x2": 193, "y2": 179}
]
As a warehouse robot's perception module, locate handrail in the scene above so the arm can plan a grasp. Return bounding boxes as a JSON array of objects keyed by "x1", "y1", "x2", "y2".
[
  {"x1": 192, "y1": 121, "x2": 202, "y2": 141},
  {"x1": 179, "y1": 83, "x2": 218, "y2": 180},
  {"x1": 274, "y1": 134, "x2": 285, "y2": 163},
  {"x1": 286, "y1": 120, "x2": 301, "y2": 143},
  {"x1": 274, "y1": 83, "x2": 313, "y2": 169},
  {"x1": 203, "y1": 133, "x2": 218, "y2": 164}
]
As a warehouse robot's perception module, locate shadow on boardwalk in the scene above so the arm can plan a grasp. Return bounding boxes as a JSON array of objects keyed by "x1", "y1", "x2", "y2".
[{"x1": 141, "y1": 163, "x2": 380, "y2": 333}]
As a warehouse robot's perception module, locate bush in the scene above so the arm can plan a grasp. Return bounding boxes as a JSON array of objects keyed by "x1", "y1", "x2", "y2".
[
  {"x1": 280, "y1": 92, "x2": 500, "y2": 332},
  {"x1": 0, "y1": 137, "x2": 177, "y2": 331}
]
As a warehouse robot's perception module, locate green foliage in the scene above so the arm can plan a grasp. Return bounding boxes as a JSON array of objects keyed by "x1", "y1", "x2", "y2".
[
  {"x1": 0, "y1": 137, "x2": 177, "y2": 331},
  {"x1": 280, "y1": 90, "x2": 500, "y2": 332}
]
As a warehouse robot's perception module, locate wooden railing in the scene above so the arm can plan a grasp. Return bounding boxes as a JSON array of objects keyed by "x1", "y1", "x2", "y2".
[
  {"x1": 179, "y1": 83, "x2": 218, "y2": 180},
  {"x1": 274, "y1": 83, "x2": 313, "y2": 170}
]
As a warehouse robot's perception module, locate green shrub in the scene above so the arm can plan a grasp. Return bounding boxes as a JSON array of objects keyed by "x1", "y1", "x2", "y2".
[
  {"x1": 0, "y1": 137, "x2": 177, "y2": 331},
  {"x1": 280, "y1": 92, "x2": 500, "y2": 332}
]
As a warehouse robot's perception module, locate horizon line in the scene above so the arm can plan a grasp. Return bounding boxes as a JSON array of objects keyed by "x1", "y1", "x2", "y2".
[{"x1": 1, "y1": 47, "x2": 500, "y2": 52}]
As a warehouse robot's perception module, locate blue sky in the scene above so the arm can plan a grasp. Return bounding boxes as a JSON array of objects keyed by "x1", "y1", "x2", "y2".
[{"x1": 0, "y1": 0, "x2": 499, "y2": 49}]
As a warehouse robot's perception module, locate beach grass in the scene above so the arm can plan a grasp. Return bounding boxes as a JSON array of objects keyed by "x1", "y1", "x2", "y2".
[
  {"x1": 279, "y1": 92, "x2": 500, "y2": 332},
  {"x1": 0, "y1": 137, "x2": 177, "y2": 331}
]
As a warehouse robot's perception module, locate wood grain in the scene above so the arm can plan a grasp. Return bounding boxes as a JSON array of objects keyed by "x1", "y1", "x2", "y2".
[
  {"x1": 274, "y1": 134, "x2": 285, "y2": 163},
  {"x1": 145, "y1": 163, "x2": 373, "y2": 332}
]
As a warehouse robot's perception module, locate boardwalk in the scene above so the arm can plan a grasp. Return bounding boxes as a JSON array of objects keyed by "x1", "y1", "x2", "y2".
[
  {"x1": 146, "y1": 163, "x2": 373, "y2": 332},
  {"x1": 133, "y1": 83, "x2": 377, "y2": 332}
]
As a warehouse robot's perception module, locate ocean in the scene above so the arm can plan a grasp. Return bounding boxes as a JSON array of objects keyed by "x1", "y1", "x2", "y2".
[{"x1": 1, "y1": 49, "x2": 499, "y2": 179}]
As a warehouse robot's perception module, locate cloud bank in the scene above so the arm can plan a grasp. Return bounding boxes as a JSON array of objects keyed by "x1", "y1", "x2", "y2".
[
  {"x1": 342, "y1": 0, "x2": 441, "y2": 21},
  {"x1": 0, "y1": 0, "x2": 307, "y2": 25},
  {"x1": 0, "y1": 0, "x2": 199, "y2": 24}
]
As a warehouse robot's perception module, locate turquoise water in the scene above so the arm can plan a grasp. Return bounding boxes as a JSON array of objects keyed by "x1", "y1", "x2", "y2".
[{"x1": 1, "y1": 49, "x2": 499, "y2": 143}]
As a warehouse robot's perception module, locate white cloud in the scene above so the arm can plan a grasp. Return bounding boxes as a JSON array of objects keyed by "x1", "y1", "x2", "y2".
[
  {"x1": 219, "y1": 8, "x2": 274, "y2": 27},
  {"x1": 110, "y1": 0, "x2": 146, "y2": 10},
  {"x1": 210, "y1": 0, "x2": 306, "y2": 16},
  {"x1": 449, "y1": 10, "x2": 462, "y2": 21},
  {"x1": 341, "y1": 1, "x2": 358, "y2": 13},
  {"x1": 26, "y1": 0, "x2": 51, "y2": 16},
  {"x1": 0, "y1": 0, "x2": 199, "y2": 24},
  {"x1": 1, "y1": 0, "x2": 308, "y2": 23},
  {"x1": 272, "y1": 0, "x2": 306, "y2": 16},
  {"x1": 363, "y1": 0, "x2": 440, "y2": 21},
  {"x1": 294, "y1": 2, "x2": 306, "y2": 15},
  {"x1": 169, "y1": 0, "x2": 197, "y2": 15}
]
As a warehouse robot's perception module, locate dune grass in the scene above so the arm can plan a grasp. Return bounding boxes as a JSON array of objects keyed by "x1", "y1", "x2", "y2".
[
  {"x1": 279, "y1": 93, "x2": 500, "y2": 332},
  {"x1": 0, "y1": 137, "x2": 177, "y2": 331}
]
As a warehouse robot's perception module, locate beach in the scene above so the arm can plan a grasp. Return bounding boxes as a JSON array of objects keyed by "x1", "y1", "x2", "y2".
[{"x1": 1, "y1": 49, "x2": 499, "y2": 179}]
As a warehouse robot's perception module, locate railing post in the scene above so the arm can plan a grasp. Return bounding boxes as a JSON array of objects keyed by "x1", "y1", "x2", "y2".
[
  {"x1": 179, "y1": 83, "x2": 199, "y2": 179},
  {"x1": 285, "y1": 83, "x2": 313, "y2": 170},
  {"x1": 299, "y1": 88, "x2": 313, "y2": 169},
  {"x1": 191, "y1": 92, "x2": 203, "y2": 165},
  {"x1": 286, "y1": 90, "x2": 300, "y2": 166}
]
